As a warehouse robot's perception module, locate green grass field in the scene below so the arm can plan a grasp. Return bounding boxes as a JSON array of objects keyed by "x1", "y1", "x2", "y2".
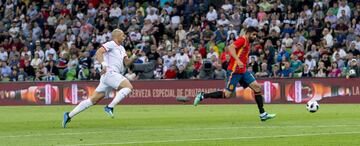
[{"x1": 1, "y1": 104, "x2": 360, "y2": 146}]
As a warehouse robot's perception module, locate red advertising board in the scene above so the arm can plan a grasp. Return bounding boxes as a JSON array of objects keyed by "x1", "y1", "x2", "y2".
[{"x1": 0, "y1": 78, "x2": 359, "y2": 105}]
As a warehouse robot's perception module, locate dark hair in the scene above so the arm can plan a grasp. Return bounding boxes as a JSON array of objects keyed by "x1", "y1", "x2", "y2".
[{"x1": 246, "y1": 27, "x2": 258, "y2": 33}]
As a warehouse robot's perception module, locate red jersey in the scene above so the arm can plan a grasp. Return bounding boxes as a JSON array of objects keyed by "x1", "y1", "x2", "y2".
[{"x1": 227, "y1": 36, "x2": 250, "y2": 73}]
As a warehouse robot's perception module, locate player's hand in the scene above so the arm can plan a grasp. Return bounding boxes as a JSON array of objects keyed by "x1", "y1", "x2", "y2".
[
  {"x1": 132, "y1": 49, "x2": 141, "y2": 56},
  {"x1": 100, "y1": 62, "x2": 107, "y2": 75},
  {"x1": 100, "y1": 67, "x2": 107, "y2": 75},
  {"x1": 236, "y1": 60, "x2": 244, "y2": 68}
]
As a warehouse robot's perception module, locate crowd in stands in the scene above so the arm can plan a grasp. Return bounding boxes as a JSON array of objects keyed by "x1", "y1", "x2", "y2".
[{"x1": 0, "y1": 0, "x2": 359, "y2": 82}]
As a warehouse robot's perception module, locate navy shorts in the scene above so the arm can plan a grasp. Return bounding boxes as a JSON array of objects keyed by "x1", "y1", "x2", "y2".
[{"x1": 225, "y1": 71, "x2": 256, "y2": 92}]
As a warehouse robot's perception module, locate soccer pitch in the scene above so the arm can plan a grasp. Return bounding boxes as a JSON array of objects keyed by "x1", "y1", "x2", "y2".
[{"x1": 1, "y1": 105, "x2": 360, "y2": 146}]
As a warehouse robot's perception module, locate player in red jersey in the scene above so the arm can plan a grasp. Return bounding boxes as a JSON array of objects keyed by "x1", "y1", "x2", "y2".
[{"x1": 193, "y1": 27, "x2": 276, "y2": 121}]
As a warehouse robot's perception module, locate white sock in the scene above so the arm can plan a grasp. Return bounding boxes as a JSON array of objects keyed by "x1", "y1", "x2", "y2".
[
  {"x1": 68, "y1": 99, "x2": 93, "y2": 118},
  {"x1": 108, "y1": 88, "x2": 132, "y2": 108}
]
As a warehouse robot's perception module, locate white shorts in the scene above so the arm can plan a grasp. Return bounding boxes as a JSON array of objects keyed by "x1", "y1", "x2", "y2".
[{"x1": 95, "y1": 71, "x2": 127, "y2": 92}]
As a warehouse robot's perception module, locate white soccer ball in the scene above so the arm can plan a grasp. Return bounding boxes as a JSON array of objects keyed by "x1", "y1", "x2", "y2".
[{"x1": 306, "y1": 100, "x2": 319, "y2": 113}]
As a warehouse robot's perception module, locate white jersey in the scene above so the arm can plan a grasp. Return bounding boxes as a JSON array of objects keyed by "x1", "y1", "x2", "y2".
[{"x1": 102, "y1": 41, "x2": 127, "y2": 74}]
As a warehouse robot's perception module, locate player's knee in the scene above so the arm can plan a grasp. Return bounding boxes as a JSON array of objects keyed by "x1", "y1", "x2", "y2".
[
  {"x1": 118, "y1": 79, "x2": 133, "y2": 90},
  {"x1": 253, "y1": 86, "x2": 261, "y2": 93}
]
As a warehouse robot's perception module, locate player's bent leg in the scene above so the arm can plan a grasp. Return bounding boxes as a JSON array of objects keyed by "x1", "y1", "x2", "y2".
[
  {"x1": 248, "y1": 81, "x2": 276, "y2": 121},
  {"x1": 105, "y1": 79, "x2": 133, "y2": 118},
  {"x1": 194, "y1": 90, "x2": 234, "y2": 106},
  {"x1": 63, "y1": 92, "x2": 105, "y2": 128}
]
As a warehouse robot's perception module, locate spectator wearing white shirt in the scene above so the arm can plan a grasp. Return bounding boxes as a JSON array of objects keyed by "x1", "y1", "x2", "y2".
[
  {"x1": 146, "y1": 5, "x2": 158, "y2": 15},
  {"x1": 168, "y1": 9, "x2": 180, "y2": 31},
  {"x1": 351, "y1": 36, "x2": 360, "y2": 50},
  {"x1": 0, "y1": 47, "x2": 8, "y2": 62},
  {"x1": 30, "y1": 53, "x2": 43, "y2": 69},
  {"x1": 217, "y1": 14, "x2": 230, "y2": 29},
  {"x1": 20, "y1": 46, "x2": 32, "y2": 59},
  {"x1": 206, "y1": 6, "x2": 218, "y2": 22},
  {"x1": 230, "y1": 10, "x2": 241, "y2": 30},
  {"x1": 175, "y1": 48, "x2": 190, "y2": 69},
  {"x1": 56, "y1": 18, "x2": 67, "y2": 34},
  {"x1": 304, "y1": 55, "x2": 316, "y2": 71},
  {"x1": 221, "y1": 0, "x2": 233, "y2": 14},
  {"x1": 9, "y1": 23, "x2": 19, "y2": 38},
  {"x1": 34, "y1": 46, "x2": 44, "y2": 60},
  {"x1": 129, "y1": 31, "x2": 142, "y2": 43},
  {"x1": 322, "y1": 28, "x2": 333, "y2": 49},
  {"x1": 313, "y1": 0, "x2": 323, "y2": 9},
  {"x1": 176, "y1": 24, "x2": 187, "y2": 43},
  {"x1": 227, "y1": 24, "x2": 238, "y2": 40},
  {"x1": 337, "y1": 1, "x2": 351, "y2": 19},
  {"x1": 206, "y1": 47, "x2": 219, "y2": 60},
  {"x1": 47, "y1": 11, "x2": 57, "y2": 26},
  {"x1": 243, "y1": 13, "x2": 259, "y2": 28},
  {"x1": 145, "y1": 9, "x2": 159, "y2": 23},
  {"x1": 162, "y1": 50, "x2": 175, "y2": 72},
  {"x1": 44, "y1": 44, "x2": 57, "y2": 61},
  {"x1": 282, "y1": 33, "x2": 293, "y2": 49},
  {"x1": 109, "y1": 3, "x2": 122, "y2": 18}
]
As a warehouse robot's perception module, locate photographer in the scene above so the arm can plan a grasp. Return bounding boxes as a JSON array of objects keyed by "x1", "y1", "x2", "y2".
[{"x1": 199, "y1": 59, "x2": 215, "y2": 79}]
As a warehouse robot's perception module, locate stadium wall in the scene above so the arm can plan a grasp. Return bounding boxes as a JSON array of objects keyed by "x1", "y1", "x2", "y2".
[{"x1": 0, "y1": 78, "x2": 359, "y2": 105}]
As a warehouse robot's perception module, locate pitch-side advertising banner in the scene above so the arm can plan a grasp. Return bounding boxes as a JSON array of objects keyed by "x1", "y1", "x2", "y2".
[{"x1": 0, "y1": 78, "x2": 359, "y2": 105}]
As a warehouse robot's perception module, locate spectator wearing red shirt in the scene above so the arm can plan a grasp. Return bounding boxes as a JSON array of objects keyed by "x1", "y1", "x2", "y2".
[
  {"x1": 198, "y1": 43, "x2": 207, "y2": 58},
  {"x1": 164, "y1": 65, "x2": 177, "y2": 79},
  {"x1": 292, "y1": 43, "x2": 305, "y2": 61},
  {"x1": 220, "y1": 47, "x2": 230, "y2": 63}
]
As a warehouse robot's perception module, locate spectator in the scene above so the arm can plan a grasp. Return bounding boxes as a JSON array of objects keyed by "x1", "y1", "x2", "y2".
[
  {"x1": 89, "y1": 68, "x2": 101, "y2": 81},
  {"x1": 346, "y1": 59, "x2": 360, "y2": 78},
  {"x1": 17, "y1": 67, "x2": 28, "y2": 81},
  {"x1": 322, "y1": 28, "x2": 333, "y2": 49},
  {"x1": 24, "y1": 61, "x2": 35, "y2": 77},
  {"x1": 77, "y1": 63, "x2": 89, "y2": 80},
  {"x1": 213, "y1": 62, "x2": 226, "y2": 79},
  {"x1": 280, "y1": 62, "x2": 293, "y2": 78},
  {"x1": 301, "y1": 64, "x2": 313, "y2": 77},
  {"x1": 164, "y1": 65, "x2": 177, "y2": 79},
  {"x1": 176, "y1": 65, "x2": 188, "y2": 79},
  {"x1": 249, "y1": 57, "x2": 259, "y2": 74},
  {"x1": 206, "y1": 6, "x2": 217, "y2": 22},
  {"x1": 255, "y1": 63, "x2": 271, "y2": 77},
  {"x1": 9, "y1": 69, "x2": 18, "y2": 82},
  {"x1": 46, "y1": 61, "x2": 60, "y2": 76},
  {"x1": 147, "y1": 45, "x2": 160, "y2": 61},
  {"x1": 30, "y1": 53, "x2": 42, "y2": 69},
  {"x1": 316, "y1": 61, "x2": 328, "y2": 77},
  {"x1": 153, "y1": 58, "x2": 164, "y2": 79},
  {"x1": 290, "y1": 55, "x2": 303, "y2": 75},
  {"x1": 0, "y1": 47, "x2": 8, "y2": 61},
  {"x1": 243, "y1": 13, "x2": 259, "y2": 28},
  {"x1": 175, "y1": 48, "x2": 189, "y2": 69},
  {"x1": 328, "y1": 62, "x2": 342, "y2": 77},
  {"x1": 206, "y1": 46, "x2": 218, "y2": 60},
  {"x1": 199, "y1": 59, "x2": 214, "y2": 79},
  {"x1": 1, "y1": 61, "x2": 11, "y2": 77},
  {"x1": 304, "y1": 55, "x2": 316, "y2": 71}
]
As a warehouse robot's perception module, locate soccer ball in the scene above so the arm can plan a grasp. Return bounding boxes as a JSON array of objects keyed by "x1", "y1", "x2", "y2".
[{"x1": 306, "y1": 100, "x2": 319, "y2": 113}]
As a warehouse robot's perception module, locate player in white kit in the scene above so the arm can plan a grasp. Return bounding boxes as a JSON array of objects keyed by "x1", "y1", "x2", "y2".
[{"x1": 63, "y1": 29, "x2": 137, "y2": 128}]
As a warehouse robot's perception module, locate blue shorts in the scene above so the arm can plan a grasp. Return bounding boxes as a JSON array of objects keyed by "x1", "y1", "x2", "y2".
[{"x1": 225, "y1": 71, "x2": 256, "y2": 92}]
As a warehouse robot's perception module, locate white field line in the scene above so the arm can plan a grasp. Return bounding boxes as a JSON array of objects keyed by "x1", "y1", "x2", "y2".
[
  {"x1": 0, "y1": 124, "x2": 360, "y2": 139},
  {"x1": 62, "y1": 131, "x2": 360, "y2": 146}
]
